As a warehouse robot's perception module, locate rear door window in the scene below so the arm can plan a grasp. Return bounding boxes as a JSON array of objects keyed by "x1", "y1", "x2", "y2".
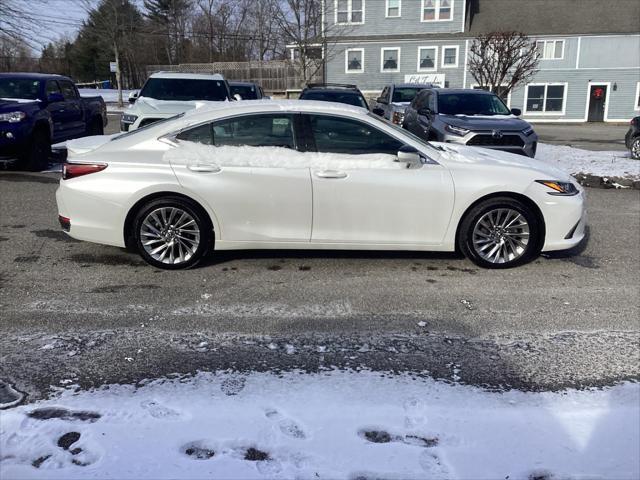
[{"x1": 59, "y1": 81, "x2": 78, "y2": 100}]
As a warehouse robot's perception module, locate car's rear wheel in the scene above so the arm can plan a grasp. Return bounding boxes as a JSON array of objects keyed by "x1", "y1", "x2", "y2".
[
  {"x1": 133, "y1": 197, "x2": 212, "y2": 269},
  {"x1": 458, "y1": 197, "x2": 542, "y2": 269},
  {"x1": 631, "y1": 137, "x2": 640, "y2": 160}
]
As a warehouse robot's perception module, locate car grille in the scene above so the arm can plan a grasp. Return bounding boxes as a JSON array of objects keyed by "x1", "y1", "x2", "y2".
[
  {"x1": 467, "y1": 134, "x2": 524, "y2": 147},
  {"x1": 138, "y1": 118, "x2": 162, "y2": 128}
]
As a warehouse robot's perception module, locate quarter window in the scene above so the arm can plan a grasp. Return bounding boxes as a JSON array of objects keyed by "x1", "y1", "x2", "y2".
[
  {"x1": 525, "y1": 84, "x2": 566, "y2": 114},
  {"x1": 336, "y1": 0, "x2": 364, "y2": 24},
  {"x1": 442, "y1": 46, "x2": 459, "y2": 68},
  {"x1": 308, "y1": 115, "x2": 404, "y2": 155},
  {"x1": 422, "y1": 0, "x2": 453, "y2": 21},
  {"x1": 381, "y1": 48, "x2": 400, "y2": 72},
  {"x1": 418, "y1": 47, "x2": 437, "y2": 71},
  {"x1": 345, "y1": 48, "x2": 364, "y2": 73},
  {"x1": 386, "y1": 0, "x2": 400, "y2": 17},
  {"x1": 535, "y1": 40, "x2": 564, "y2": 60}
]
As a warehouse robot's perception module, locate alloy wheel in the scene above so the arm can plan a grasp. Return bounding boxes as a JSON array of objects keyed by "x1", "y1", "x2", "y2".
[
  {"x1": 632, "y1": 138, "x2": 640, "y2": 160},
  {"x1": 472, "y1": 208, "x2": 530, "y2": 264},
  {"x1": 140, "y1": 207, "x2": 200, "y2": 265}
]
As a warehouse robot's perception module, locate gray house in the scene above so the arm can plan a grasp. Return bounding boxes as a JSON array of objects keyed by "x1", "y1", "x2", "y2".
[{"x1": 321, "y1": 0, "x2": 640, "y2": 122}]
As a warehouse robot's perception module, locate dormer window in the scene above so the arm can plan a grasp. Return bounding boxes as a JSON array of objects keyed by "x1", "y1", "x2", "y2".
[
  {"x1": 422, "y1": 0, "x2": 453, "y2": 22},
  {"x1": 336, "y1": 0, "x2": 365, "y2": 25}
]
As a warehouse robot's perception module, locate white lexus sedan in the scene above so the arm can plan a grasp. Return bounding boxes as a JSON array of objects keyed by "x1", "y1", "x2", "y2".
[{"x1": 56, "y1": 100, "x2": 586, "y2": 270}]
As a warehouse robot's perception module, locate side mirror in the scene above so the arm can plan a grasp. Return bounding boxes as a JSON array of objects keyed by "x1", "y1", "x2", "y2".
[
  {"x1": 128, "y1": 90, "x2": 139, "y2": 104},
  {"x1": 397, "y1": 145, "x2": 422, "y2": 166},
  {"x1": 372, "y1": 107, "x2": 385, "y2": 116},
  {"x1": 47, "y1": 92, "x2": 64, "y2": 103},
  {"x1": 418, "y1": 108, "x2": 432, "y2": 117},
  {"x1": 510, "y1": 108, "x2": 522, "y2": 116},
  {"x1": 376, "y1": 96, "x2": 388, "y2": 105},
  {"x1": 233, "y1": 93, "x2": 243, "y2": 101}
]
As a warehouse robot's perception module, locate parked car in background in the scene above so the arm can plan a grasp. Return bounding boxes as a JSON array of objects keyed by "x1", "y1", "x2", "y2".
[
  {"x1": 403, "y1": 88, "x2": 538, "y2": 158},
  {"x1": 299, "y1": 84, "x2": 369, "y2": 110},
  {"x1": 0, "y1": 73, "x2": 106, "y2": 171},
  {"x1": 625, "y1": 116, "x2": 640, "y2": 159},
  {"x1": 57, "y1": 100, "x2": 586, "y2": 270},
  {"x1": 229, "y1": 81, "x2": 266, "y2": 100},
  {"x1": 121, "y1": 72, "x2": 233, "y2": 132},
  {"x1": 372, "y1": 83, "x2": 433, "y2": 125}
]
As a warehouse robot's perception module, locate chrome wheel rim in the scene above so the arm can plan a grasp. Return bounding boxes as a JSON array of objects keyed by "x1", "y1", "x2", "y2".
[
  {"x1": 472, "y1": 208, "x2": 530, "y2": 264},
  {"x1": 140, "y1": 207, "x2": 200, "y2": 265},
  {"x1": 632, "y1": 139, "x2": 640, "y2": 159}
]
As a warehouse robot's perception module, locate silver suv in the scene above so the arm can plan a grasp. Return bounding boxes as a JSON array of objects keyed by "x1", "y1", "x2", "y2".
[{"x1": 402, "y1": 88, "x2": 538, "y2": 157}]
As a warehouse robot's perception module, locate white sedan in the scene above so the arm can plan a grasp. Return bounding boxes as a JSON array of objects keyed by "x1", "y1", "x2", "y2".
[{"x1": 56, "y1": 100, "x2": 586, "y2": 270}]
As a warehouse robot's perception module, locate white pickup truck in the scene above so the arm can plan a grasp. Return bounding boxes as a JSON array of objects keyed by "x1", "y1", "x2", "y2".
[{"x1": 120, "y1": 72, "x2": 234, "y2": 132}]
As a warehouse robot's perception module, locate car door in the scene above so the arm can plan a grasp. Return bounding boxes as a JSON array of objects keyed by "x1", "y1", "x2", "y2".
[
  {"x1": 303, "y1": 114, "x2": 454, "y2": 246},
  {"x1": 44, "y1": 80, "x2": 67, "y2": 141},
  {"x1": 58, "y1": 80, "x2": 85, "y2": 137},
  {"x1": 169, "y1": 113, "x2": 312, "y2": 243}
]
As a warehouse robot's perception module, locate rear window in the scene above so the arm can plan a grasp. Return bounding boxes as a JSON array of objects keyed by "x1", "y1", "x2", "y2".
[
  {"x1": 392, "y1": 87, "x2": 425, "y2": 103},
  {"x1": 300, "y1": 90, "x2": 368, "y2": 109},
  {"x1": 139, "y1": 78, "x2": 229, "y2": 102},
  {"x1": 111, "y1": 113, "x2": 185, "y2": 141},
  {"x1": 230, "y1": 84, "x2": 258, "y2": 100}
]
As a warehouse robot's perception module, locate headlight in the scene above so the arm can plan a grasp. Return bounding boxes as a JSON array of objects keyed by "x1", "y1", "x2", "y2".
[
  {"x1": 445, "y1": 124, "x2": 470, "y2": 136},
  {"x1": 522, "y1": 126, "x2": 535, "y2": 136},
  {"x1": 0, "y1": 111, "x2": 27, "y2": 123},
  {"x1": 392, "y1": 111, "x2": 404, "y2": 125},
  {"x1": 536, "y1": 180, "x2": 579, "y2": 196},
  {"x1": 121, "y1": 114, "x2": 137, "y2": 124}
]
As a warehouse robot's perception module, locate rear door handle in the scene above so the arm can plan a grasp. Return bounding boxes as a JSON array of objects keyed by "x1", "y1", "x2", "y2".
[
  {"x1": 187, "y1": 164, "x2": 221, "y2": 173},
  {"x1": 315, "y1": 170, "x2": 347, "y2": 179}
]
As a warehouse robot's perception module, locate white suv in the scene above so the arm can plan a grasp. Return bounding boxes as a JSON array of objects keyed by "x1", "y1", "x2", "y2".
[{"x1": 120, "y1": 72, "x2": 233, "y2": 132}]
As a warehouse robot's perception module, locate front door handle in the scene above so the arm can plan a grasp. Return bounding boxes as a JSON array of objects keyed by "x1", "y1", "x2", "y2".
[
  {"x1": 315, "y1": 170, "x2": 347, "y2": 179},
  {"x1": 187, "y1": 164, "x2": 221, "y2": 173}
]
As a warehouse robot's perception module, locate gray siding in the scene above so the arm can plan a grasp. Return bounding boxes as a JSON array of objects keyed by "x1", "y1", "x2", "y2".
[
  {"x1": 579, "y1": 35, "x2": 640, "y2": 69},
  {"x1": 326, "y1": 0, "x2": 465, "y2": 38}
]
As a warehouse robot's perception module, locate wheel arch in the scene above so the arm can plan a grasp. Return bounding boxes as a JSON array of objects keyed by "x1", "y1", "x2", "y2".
[
  {"x1": 123, "y1": 191, "x2": 216, "y2": 250},
  {"x1": 454, "y1": 191, "x2": 546, "y2": 251}
]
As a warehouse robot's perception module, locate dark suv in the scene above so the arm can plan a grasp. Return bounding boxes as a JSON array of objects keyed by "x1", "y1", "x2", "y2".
[
  {"x1": 299, "y1": 84, "x2": 369, "y2": 110},
  {"x1": 625, "y1": 116, "x2": 640, "y2": 159},
  {"x1": 229, "y1": 81, "x2": 266, "y2": 100},
  {"x1": 403, "y1": 88, "x2": 538, "y2": 157}
]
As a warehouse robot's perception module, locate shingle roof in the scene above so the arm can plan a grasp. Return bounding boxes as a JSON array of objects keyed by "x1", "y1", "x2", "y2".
[{"x1": 467, "y1": 0, "x2": 640, "y2": 36}]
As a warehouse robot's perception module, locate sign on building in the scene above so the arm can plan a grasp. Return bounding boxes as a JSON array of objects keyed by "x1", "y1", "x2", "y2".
[
  {"x1": 109, "y1": 62, "x2": 117, "y2": 73},
  {"x1": 404, "y1": 74, "x2": 445, "y2": 86}
]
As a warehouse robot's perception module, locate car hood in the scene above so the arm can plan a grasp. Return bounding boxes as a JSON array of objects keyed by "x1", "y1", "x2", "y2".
[
  {"x1": 434, "y1": 142, "x2": 573, "y2": 181},
  {"x1": 0, "y1": 98, "x2": 40, "y2": 111},
  {"x1": 130, "y1": 96, "x2": 218, "y2": 116},
  {"x1": 440, "y1": 114, "x2": 531, "y2": 131}
]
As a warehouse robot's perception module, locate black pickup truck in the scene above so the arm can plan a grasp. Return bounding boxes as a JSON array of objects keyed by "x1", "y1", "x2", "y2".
[{"x1": 0, "y1": 73, "x2": 107, "y2": 170}]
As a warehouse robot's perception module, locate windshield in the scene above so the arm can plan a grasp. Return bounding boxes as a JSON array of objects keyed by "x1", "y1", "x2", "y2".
[
  {"x1": 391, "y1": 87, "x2": 425, "y2": 103},
  {"x1": 111, "y1": 113, "x2": 185, "y2": 141},
  {"x1": 301, "y1": 90, "x2": 368, "y2": 109},
  {"x1": 0, "y1": 78, "x2": 41, "y2": 100},
  {"x1": 437, "y1": 92, "x2": 511, "y2": 116},
  {"x1": 139, "y1": 78, "x2": 229, "y2": 102},
  {"x1": 230, "y1": 84, "x2": 258, "y2": 100}
]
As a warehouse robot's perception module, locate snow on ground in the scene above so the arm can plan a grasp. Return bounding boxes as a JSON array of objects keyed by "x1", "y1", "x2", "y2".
[
  {"x1": 1, "y1": 371, "x2": 638, "y2": 479},
  {"x1": 78, "y1": 89, "x2": 132, "y2": 104},
  {"x1": 536, "y1": 143, "x2": 639, "y2": 180}
]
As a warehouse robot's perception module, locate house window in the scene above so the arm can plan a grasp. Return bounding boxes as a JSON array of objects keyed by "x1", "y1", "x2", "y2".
[
  {"x1": 345, "y1": 48, "x2": 364, "y2": 73},
  {"x1": 381, "y1": 48, "x2": 400, "y2": 72},
  {"x1": 417, "y1": 47, "x2": 437, "y2": 71},
  {"x1": 421, "y1": 0, "x2": 453, "y2": 22},
  {"x1": 525, "y1": 83, "x2": 566, "y2": 114},
  {"x1": 336, "y1": 0, "x2": 364, "y2": 24},
  {"x1": 386, "y1": 0, "x2": 401, "y2": 17},
  {"x1": 535, "y1": 40, "x2": 564, "y2": 60},
  {"x1": 442, "y1": 45, "x2": 459, "y2": 68}
]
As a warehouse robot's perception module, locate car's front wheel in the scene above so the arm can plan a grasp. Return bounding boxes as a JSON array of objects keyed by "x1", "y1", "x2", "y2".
[
  {"x1": 133, "y1": 197, "x2": 212, "y2": 269},
  {"x1": 458, "y1": 197, "x2": 543, "y2": 269},
  {"x1": 631, "y1": 137, "x2": 640, "y2": 160}
]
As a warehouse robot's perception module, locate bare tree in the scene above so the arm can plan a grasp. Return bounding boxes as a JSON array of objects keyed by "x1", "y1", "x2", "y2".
[{"x1": 468, "y1": 31, "x2": 540, "y2": 98}]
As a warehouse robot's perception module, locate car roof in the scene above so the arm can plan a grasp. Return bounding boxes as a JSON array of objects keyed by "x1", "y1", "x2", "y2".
[
  {"x1": 302, "y1": 88, "x2": 364, "y2": 96},
  {"x1": 391, "y1": 83, "x2": 434, "y2": 89},
  {"x1": 434, "y1": 88, "x2": 494, "y2": 95},
  {"x1": 229, "y1": 81, "x2": 258, "y2": 87},
  {"x1": 149, "y1": 72, "x2": 225, "y2": 80},
  {"x1": 0, "y1": 72, "x2": 68, "y2": 80}
]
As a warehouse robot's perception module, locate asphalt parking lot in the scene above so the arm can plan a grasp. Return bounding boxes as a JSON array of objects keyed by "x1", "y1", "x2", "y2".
[{"x1": 1, "y1": 169, "x2": 638, "y2": 401}]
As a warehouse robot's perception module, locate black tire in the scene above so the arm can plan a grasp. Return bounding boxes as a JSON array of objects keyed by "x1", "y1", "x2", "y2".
[
  {"x1": 133, "y1": 196, "x2": 212, "y2": 270},
  {"x1": 631, "y1": 137, "x2": 640, "y2": 160},
  {"x1": 20, "y1": 128, "x2": 50, "y2": 172},
  {"x1": 457, "y1": 196, "x2": 543, "y2": 269},
  {"x1": 87, "y1": 116, "x2": 104, "y2": 136}
]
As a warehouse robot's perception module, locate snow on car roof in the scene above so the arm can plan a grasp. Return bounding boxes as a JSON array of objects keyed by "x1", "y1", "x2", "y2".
[{"x1": 149, "y1": 72, "x2": 225, "y2": 81}]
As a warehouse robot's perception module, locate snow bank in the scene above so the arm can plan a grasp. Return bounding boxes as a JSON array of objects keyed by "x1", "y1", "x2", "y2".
[
  {"x1": 78, "y1": 89, "x2": 132, "y2": 103},
  {"x1": 1, "y1": 372, "x2": 638, "y2": 479},
  {"x1": 165, "y1": 141, "x2": 406, "y2": 170},
  {"x1": 536, "y1": 143, "x2": 640, "y2": 180}
]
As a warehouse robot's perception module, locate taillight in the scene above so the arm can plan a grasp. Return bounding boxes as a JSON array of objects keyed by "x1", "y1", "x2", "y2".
[{"x1": 63, "y1": 163, "x2": 107, "y2": 180}]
